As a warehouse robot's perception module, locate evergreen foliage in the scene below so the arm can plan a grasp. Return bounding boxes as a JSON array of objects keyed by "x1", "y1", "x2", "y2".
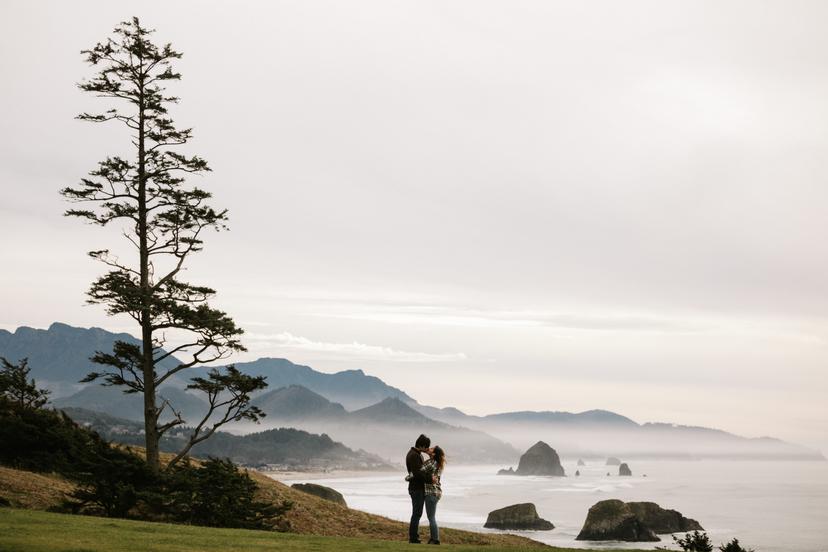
[
  {"x1": 673, "y1": 531, "x2": 714, "y2": 552},
  {"x1": 0, "y1": 396, "x2": 290, "y2": 529},
  {"x1": 0, "y1": 357, "x2": 50, "y2": 410},
  {"x1": 60, "y1": 17, "x2": 266, "y2": 473},
  {"x1": 719, "y1": 539, "x2": 755, "y2": 552}
]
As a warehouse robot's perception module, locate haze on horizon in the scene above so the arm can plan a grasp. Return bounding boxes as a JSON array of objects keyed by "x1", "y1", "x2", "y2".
[{"x1": 1, "y1": 1, "x2": 827, "y2": 453}]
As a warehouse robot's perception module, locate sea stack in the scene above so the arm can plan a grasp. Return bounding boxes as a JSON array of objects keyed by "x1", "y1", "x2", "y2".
[
  {"x1": 576, "y1": 500, "x2": 703, "y2": 541},
  {"x1": 606, "y1": 456, "x2": 621, "y2": 466},
  {"x1": 577, "y1": 458, "x2": 586, "y2": 466},
  {"x1": 484, "y1": 503, "x2": 554, "y2": 530},
  {"x1": 576, "y1": 499, "x2": 660, "y2": 542},
  {"x1": 626, "y1": 502, "x2": 703, "y2": 533},
  {"x1": 619, "y1": 463, "x2": 632, "y2": 476},
  {"x1": 515, "y1": 441, "x2": 566, "y2": 476}
]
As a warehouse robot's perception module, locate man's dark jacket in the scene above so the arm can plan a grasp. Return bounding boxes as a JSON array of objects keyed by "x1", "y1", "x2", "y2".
[{"x1": 406, "y1": 447, "x2": 428, "y2": 492}]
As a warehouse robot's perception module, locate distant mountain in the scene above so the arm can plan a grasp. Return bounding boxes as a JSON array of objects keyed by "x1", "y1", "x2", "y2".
[
  {"x1": 4, "y1": 322, "x2": 823, "y2": 462},
  {"x1": 251, "y1": 385, "x2": 348, "y2": 420},
  {"x1": 231, "y1": 357, "x2": 414, "y2": 410},
  {"x1": 62, "y1": 407, "x2": 390, "y2": 470},
  {"x1": 53, "y1": 385, "x2": 208, "y2": 423},
  {"x1": 350, "y1": 397, "x2": 438, "y2": 426},
  {"x1": 247, "y1": 392, "x2": 518, "y2": 463},
  {"x1": 0, "y1": 322, "x2": 180, "y2": 398},
  {"x1": 484, "y1": 409, "x2": 639, "y2": 427}
]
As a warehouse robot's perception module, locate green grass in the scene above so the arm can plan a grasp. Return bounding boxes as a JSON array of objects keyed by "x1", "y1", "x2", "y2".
[{"x1": 0, "y1": 508, "x2": 643, "y2": 552}]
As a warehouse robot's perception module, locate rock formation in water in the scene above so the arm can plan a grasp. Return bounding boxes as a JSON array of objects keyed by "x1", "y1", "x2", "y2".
[
  {"x1": 576, "y1": 499, "x2": 660, "y2": 542},
  {"x1": 606, "y1": 456, "x2": 621, "y2": 466},
  {"x1": 575, "y1": 470, "x2": 580, "y2": 476},
  {"x1": 497, "y1": 467, "x2": 515, "y2": 475},
  {"x1": 626, "y1": 502, "x2": 703, "y2": 533},
  {"x1": 514, "y1": 441, "x2": 565, "y2": 476},
  {"x1": 291, "y1": 483, "x2": 347, "y2": 507},
  {"x1": 577, "y1": 458, "x2": 586, "y2": 466},
  {"x1": 619, "y1": 462, "x2": 632, "y2": 476},
  {"x1": 577, "y1": 499, "x2": 704, "y2": 541},
  {"x1": 484, "y1": 503, "x2": 555, "y2": 530}
]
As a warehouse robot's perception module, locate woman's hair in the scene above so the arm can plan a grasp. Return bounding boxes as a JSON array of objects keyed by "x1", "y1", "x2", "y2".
[{"x1": 432, "y1": 446, "x2": 446, "y2": 471}]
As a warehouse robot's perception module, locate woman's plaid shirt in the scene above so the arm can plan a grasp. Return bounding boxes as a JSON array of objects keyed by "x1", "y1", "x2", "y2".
[{"x1": 422, "y1": 458, "x2": 442, "y2": 499}]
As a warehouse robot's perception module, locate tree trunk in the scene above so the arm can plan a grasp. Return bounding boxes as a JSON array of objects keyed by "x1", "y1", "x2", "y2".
[{"x1": 136, "y1": 59, "x2": 160, "y2": 473}]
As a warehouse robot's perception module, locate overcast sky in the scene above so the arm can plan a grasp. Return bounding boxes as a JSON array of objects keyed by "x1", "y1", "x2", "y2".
[{"x1": 2, "y1": 1, "x2": 827, "y2": 452}]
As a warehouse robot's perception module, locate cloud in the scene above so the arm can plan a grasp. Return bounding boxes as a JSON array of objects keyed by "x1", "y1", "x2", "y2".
[
  {"x1": 308, "y1": 304, "x2": 709, "y2": 333},
  {"x1": 244, "y1": 331, "x2": 468, "y2": 363}
]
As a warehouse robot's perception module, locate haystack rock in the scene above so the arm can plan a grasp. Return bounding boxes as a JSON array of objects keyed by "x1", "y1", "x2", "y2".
[
  {"x1": 606, "y1": 457, "x2": 621, "y2": 466},
  {"x1": 484, "y1": 503, "x2": 554, "y2": 530},
  {"x1": 619, "y1": 463, "x2": 632, "y2": 476},
  {"x1": 514, "y1": 441, "x2": 565, "y2": 476},
  {"x1": 575, "y1": 470, "x2": 580, "y2": 476},
  {"x1": 577, "y1": 458, "x2": 586, "y2": 466},
  {"x1": 627, "y1": 502, "x2": 703, "y2": 534},
  {"x1": 576, "y1": 499, "x2": 660, "y2": 542},
  {"x1": 291, "y1": 483, "x2": 347, "y2": 507}
]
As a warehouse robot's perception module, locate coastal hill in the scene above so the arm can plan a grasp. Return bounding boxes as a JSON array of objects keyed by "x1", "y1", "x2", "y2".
[{"x1": 62, "y1": 407, "x2": 389, "y2": 471}]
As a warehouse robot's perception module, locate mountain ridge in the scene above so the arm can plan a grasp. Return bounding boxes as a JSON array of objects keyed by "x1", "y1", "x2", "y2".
[{"x1": 1, "y1": 322, "x2": 823, "y2": 461}]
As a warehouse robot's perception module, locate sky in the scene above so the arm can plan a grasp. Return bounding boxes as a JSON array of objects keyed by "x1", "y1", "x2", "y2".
[{"x1": 1, "y1": 1, "x2": 827, "y2": 452}]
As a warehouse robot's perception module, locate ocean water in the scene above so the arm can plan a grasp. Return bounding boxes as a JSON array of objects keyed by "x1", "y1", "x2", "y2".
[{"x1": 275, "y1": 460, "x2": 828, "y2": 551}]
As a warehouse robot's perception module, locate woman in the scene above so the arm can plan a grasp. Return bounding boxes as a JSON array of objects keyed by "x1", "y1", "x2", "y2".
[{"x1": 420, "y1": 446, "x2": 446, "y2": 545}]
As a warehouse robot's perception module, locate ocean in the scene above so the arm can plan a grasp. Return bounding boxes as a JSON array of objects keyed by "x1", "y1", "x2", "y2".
[{"x1": 274, "y1": 460, "x2": 828, "y2": 551}]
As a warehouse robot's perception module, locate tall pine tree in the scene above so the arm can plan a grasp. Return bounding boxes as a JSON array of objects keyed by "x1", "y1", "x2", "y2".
[{"x1": 62, "y1": 17, "x2": 266, "y2": 473}]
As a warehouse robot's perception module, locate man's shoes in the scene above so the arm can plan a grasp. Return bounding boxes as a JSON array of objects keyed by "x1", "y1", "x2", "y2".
[
  {"x1": 409, "y1": 540, "x2": 422, "y2": 544},
  {"x1": 427, "y1": 540, "x2": 440, "y2": 545}
]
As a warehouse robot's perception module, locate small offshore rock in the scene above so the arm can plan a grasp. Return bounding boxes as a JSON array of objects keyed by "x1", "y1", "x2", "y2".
[{"x1": 619, "y1": 463, "x2": 632, "y2": 476}]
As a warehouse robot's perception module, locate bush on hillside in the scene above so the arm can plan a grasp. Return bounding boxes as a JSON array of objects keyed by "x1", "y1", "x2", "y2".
[
  {"x1": 673, "y1": 531, "x2": 714, "y2": 552},
  {"x1": 0, "y1": 391, "x2": 291, "y2": 530},
  {"x1": 719, "y1": 539, "x2": 755, "y2": 552},
  {"x1": 159, "y1": 458, "x2": 292, "y2": 529},
  {"x1": 0, "y1": 357, "x2": 50, "y2": 410}
]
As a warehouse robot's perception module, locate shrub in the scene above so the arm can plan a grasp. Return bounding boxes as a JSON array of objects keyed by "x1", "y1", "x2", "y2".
[
  {"x1": 674, "y1": 531, "x2": 714, "y2": 552},
  {"x1": 161, "y1": 458, "x2": 292, "y2": 529},
  {"x1": 719, "y1": 538, "x2": 755, "y2": 552}
]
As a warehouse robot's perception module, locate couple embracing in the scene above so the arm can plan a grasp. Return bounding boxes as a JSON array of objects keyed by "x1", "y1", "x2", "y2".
[{"x1": 405, "y1": 433, "x2": 446, "y2": 545}]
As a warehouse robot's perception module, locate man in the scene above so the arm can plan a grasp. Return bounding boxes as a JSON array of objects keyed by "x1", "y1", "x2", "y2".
[{"x1": 406, "y1": 433, "x2": 431, "y2": 543}]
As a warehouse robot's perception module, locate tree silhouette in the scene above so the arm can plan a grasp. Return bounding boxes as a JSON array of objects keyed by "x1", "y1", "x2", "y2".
[{"x1": 62, "y1": 17, "x2": 266, "y2": 472}]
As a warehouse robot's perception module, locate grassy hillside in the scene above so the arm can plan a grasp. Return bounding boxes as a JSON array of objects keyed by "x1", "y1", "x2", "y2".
[
  {"x1": 0, "y1": 508, "x2": 655, "y2": 552},
  {"x1": 0, "y1": 461, "x2": 541, "y2": 547},
  {"x1": 0, "y1": 508, "x2": 577, "y2": 552}
]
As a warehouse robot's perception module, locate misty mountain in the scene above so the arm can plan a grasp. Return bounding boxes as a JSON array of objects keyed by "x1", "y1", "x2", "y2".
[
  {"x1": 350, "y1": 397, "x2": 437, "y2": 426},
  {"x1": 250, "y1": 385, "x2": 348, "y2": 420},
  {"x1": 231, "y1": 357, "x2": 414, "y2": 410},
  {"x1": 246, "y1": 391, "x2": 519, "y2": 463},
  {"x1": 3, "y1": 322, "x2": 823, "y2": 461},
  {"x1": 53, "y1": 385, "x2": 208, "y2": 423},
  {"x1": 62, "y1": 407, "x2": 390, "y2": 470},
  {"x1": 0, "y1": 322, "x2": 180, "y2": 398}
]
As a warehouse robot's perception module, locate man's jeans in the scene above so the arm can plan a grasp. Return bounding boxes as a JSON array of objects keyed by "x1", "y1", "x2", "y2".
[
  {"x1": 408, "y1": 488, "x2": 425, "y2": 542},
  {"x1": 424, "y1": 494, "x2": 440, "y2": 543}
]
